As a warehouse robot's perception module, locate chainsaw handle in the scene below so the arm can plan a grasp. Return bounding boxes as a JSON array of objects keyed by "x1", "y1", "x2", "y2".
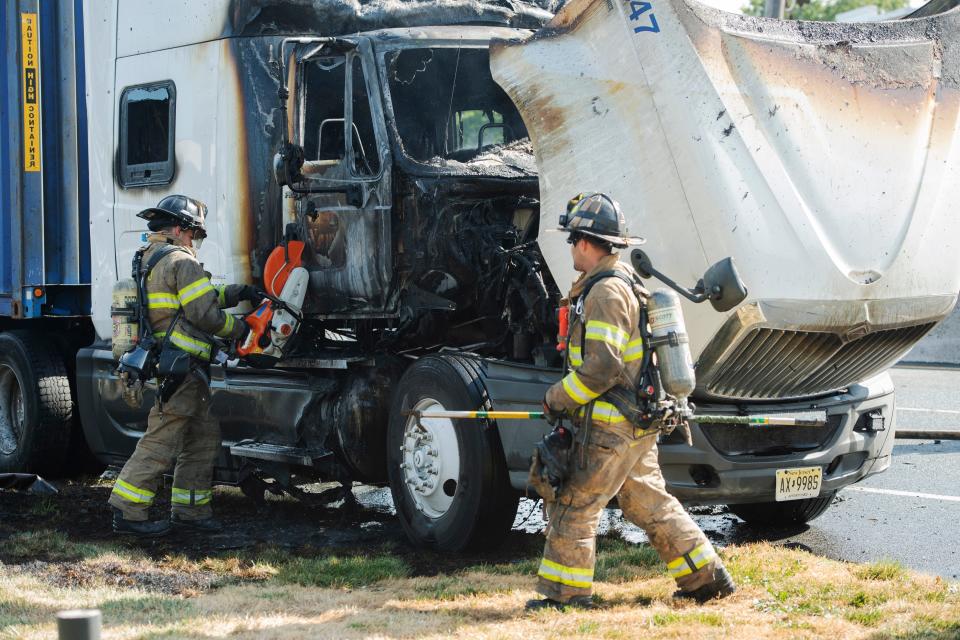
[{"x1": 261, "y1": 292, "x2": 303, "y2": 322}]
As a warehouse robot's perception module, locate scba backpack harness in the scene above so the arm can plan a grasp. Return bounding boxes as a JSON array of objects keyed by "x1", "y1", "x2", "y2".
[{"x1": 117, "y1": 244, "x2": 194, "y2": 403}]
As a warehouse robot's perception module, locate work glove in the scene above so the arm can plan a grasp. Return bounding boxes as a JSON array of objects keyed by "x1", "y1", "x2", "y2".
[
  {"x1": 226, "y1": 324, "x2": 252, "y2": 360},
  {"x1": 528, "y1": 425, "x2": 574, "y2": 501},
  {"x1": 237, "y1": 285, "x2": 265, "y2": 303},
  {"x1": 542, "y1": 397, "x2": 563, "y2": 426},
  {"x1": 119, "y1": 371, "x2": 144, "y2": 409}
]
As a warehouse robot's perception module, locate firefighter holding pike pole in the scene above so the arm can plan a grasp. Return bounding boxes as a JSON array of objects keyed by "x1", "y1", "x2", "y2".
[{"x1": 523, "y1": 192, "x2": 736, "y2": 610}]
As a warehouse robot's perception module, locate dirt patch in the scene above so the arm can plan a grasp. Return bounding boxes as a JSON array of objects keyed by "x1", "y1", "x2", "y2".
[
  {"x1": 0, "y1": 478, "x2": 549, "y2": 590},
  {"x1": 0, "y1": 479, "x2": 405, "y2": 564},
  {"x1": 5, "y1": 558, "x2": 219, "y2": 596}
]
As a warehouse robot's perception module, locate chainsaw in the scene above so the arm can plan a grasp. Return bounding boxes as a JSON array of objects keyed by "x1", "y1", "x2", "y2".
[{"x1": 237, "y1": 240, "x2": 308, "y2": 367}]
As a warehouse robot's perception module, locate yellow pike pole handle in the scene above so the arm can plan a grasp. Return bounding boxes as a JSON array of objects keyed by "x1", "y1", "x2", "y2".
[
  {"x1": 405, "y1": 410, "x2": 547, "y2": 420},
  {"x1": 403, "y1": 410, "x2": 826, "y2": 427}
]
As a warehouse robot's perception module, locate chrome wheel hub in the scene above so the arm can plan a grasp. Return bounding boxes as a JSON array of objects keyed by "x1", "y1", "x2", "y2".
[
  {"x1": 0, "y1": 366, "x2": 25, "y2": 456},
  {"x1": 401, "y1": 398, "x2": 461, "y2": 519}
]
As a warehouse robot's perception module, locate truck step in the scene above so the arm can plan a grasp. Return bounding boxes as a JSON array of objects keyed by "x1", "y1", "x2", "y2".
[{"x1": 229, "y1": 440, "x2": 332, "y2": 467}]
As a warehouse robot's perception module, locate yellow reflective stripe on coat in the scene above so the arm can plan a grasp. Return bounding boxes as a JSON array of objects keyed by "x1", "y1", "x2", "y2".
[
  {"x1": 171, "y1": 488, "x2": 213, "y2": 506},
  {"x1": 147, "y1": 292, "x2": 180, "y2": 310},
  {"x1": 111, "y1": 479, "x2": 155, "y2": 504},
  {"x1": 667, "y1": 542, "x2": 717, "y2": 578},
  {"x1": 215, "y1": 313, "x2": 236, "y2": 338},
  {"x1": 216, "y1": 285, "x2": 227, "y2": 307},
  {"x1": 538, "y1": 558, "x2": 594, "y2": 589},
  {"x1": 178, "y1": 277, "x2": 215, "y2": 306},
  {"x1": 591, "y1": 401, "x2": 628, "y2": 425},
  {"x1": 562, "y1": 371, "x2": 600, "y2": 405},
  {"x1": 623, "y1": 338, "x2": 644, "y2": 363},
  {"x1": 153, "y1": 330, "x2": 212, "y2": 360},
  {"x1": 584, "y1": 320, "x2": 629, "y2": 351},
  {"x1": 568, "y1": 346, "x2": 583, "y2": 367}
]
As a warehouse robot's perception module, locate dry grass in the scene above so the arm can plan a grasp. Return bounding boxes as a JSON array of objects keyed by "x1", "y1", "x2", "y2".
[{"x1": 1, "y1": 537, "x2": 957, "y2": 640}]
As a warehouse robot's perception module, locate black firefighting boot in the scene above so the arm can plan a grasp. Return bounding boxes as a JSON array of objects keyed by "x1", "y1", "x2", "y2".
[
  {"x1": 673, "y1": 565, "x2": 737, "y2": 604},
  {"x1": 170, "y1": 515, "x2": 224, "y2": 532},
  {"x1": 525, "y1": 595, "x2": 595, "y2": 611},
  {"x1": 111, "y1": 508, "x2": 171, "y2": 537}
]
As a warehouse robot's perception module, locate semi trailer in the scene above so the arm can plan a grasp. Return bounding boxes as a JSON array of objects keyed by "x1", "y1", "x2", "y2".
[{"x1": 1, "y1": 0, "x2": 958, "y2": 551}]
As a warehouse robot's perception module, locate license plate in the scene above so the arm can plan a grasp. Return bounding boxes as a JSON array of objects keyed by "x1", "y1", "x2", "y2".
[{"x1": 775, "y1": 466, "x2": 822, "y2": 502}]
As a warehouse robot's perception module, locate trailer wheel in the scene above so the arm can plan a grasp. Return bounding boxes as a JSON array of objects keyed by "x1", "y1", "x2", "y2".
[
  {"x1": 0, "y1": 331, "x2": 74, "y2": 474},
  {"x1": 387, "y1": 355, "x2": 518, "y2": 552},
  {"x1": 728, "y1": 491, "x2": 837, "y2": 527}
]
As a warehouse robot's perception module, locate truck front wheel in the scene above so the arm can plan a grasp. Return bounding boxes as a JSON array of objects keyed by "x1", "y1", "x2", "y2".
[
  {"x1": 387, "y1": 355, "x2": 518, "y2": 552},
  {"x1": 728, "y1": 491, "x2": 837, "y2": 527},
  {"x1": 0, "y1": 331, "x2": 74, "y2": 474}
]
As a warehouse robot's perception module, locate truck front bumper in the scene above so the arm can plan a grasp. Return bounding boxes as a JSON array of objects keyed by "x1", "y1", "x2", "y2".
[{"x1": 659, "y1": 373, "x2": 896, "y2": 505}]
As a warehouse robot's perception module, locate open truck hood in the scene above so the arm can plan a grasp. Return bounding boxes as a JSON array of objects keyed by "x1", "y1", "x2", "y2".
[{"x1": 491, "y1": 0, "x2": 960, "y2": 400}]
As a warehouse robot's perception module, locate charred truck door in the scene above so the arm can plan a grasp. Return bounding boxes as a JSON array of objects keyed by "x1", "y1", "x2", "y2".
[{"x1": 281, "y1": 40, "x2": 392, "y2": 317}]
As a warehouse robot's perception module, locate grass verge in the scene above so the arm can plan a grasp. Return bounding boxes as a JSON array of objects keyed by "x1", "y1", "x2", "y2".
[{"x1": 0, "y1": 535, "x2": 957, "y2": 639}]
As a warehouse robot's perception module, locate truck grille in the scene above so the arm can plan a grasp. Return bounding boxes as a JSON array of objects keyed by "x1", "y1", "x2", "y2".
[
  {"x1": 698, "y1": 414, "x2": 841, "y2": 457},
  {"x1": 704, "y1": 323, "x2": 935, "y2": 399}
]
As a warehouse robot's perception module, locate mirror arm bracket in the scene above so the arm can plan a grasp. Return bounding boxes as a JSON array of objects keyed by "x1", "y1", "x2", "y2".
[{"x1": 631, "y1": 249, "x2": 748, "y2": 312}]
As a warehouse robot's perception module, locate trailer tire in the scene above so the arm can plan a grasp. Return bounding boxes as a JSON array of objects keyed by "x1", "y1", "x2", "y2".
[
  {"x1": 727, "y1": 491, "x2": 837, "y2": 527},
  {"x1": 388, "y1": 355, "x2": 518, "y2": 552},
  {"x1": 0, "y1": 331, "x2": 74, "y2": 474}
]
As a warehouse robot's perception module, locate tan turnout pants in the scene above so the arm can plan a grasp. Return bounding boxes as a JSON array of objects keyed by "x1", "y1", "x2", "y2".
[
  {"x1": 535, "y1": 421, "x2": 723, "y2": 602},
  {"x1": 108, "y1": 373, "x2": 220, "y2": 521}
]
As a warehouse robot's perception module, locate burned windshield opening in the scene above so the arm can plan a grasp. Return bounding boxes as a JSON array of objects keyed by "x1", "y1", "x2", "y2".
[{"x1": 386, "y1": 47, "x2": 528, "y2": 164}]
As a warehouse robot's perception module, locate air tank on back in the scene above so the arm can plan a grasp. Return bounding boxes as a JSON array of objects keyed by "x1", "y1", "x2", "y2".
[
  {"x1": 111, "y1": 278, "x2": 139, "y2": 360},
  {"x1": 647, "y1": 288, "x2": 695, "y2": 408}
]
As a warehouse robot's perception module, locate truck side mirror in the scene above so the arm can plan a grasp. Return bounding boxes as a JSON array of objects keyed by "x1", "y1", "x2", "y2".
[
  {"x1": 702, "y1": 257, "x2": 748, "y2": 312},
  {"x1": 273, "y1": 143, "x2": 305, "y2": 187},
  {"x1": 630, "y1": 250, "x2": 748, "y2": 312}
]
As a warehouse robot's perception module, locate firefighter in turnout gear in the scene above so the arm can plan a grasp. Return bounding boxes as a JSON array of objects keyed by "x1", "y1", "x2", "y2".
[
  {"x1": 108, "y1": 195, "x2": 260, "y2": 536},
  {"x1": 526, "y1": 193, "x2": 736, "y2": 610}
]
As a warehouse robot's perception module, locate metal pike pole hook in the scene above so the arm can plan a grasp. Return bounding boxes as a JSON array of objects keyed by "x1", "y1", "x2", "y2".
[{"x1": 402, "y1": 410, "x2": 827, "y2": 428}]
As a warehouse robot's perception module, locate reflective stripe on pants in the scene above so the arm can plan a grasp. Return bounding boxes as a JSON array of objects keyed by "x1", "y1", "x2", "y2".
[
  {"x1": 111, "y1": 479, "x2": 155, "y2": 505},
  {"x1": 171, "y1": 488, "x2": 213, "y2": 506}
]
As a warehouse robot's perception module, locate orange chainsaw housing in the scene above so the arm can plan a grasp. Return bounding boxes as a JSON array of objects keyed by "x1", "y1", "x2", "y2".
[
  {"x1": 237, "y1": 241, "x2": 305, "y2": 358},
  {"x1": 262, "y1": 241, "x2": 305, "y2": 297}
]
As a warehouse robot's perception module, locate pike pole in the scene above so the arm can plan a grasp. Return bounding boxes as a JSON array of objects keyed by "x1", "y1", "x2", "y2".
[{"x1": 403, "y1": 410, "x2": 827, "y2": 427}]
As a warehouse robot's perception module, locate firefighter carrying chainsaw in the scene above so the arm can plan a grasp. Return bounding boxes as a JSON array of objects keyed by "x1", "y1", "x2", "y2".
[
  {"x1": 526, "y1": 192, "x2": 737, "y2": 610},
  {"x1": 109, "y1": 195, "x2": 262, "y2": 536}
]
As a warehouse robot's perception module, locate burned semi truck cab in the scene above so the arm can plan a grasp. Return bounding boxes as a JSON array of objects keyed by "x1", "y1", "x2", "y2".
[{"x1": 76, "y1": 2, "x2": 559, "y2": 552}]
